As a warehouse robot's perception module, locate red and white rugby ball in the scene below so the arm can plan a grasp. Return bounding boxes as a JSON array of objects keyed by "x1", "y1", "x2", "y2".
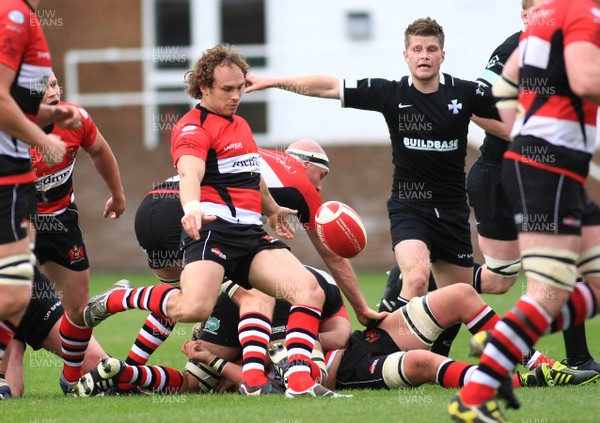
[{"x1": 315, "y1": 201, "x2": 367, "y2": 258}]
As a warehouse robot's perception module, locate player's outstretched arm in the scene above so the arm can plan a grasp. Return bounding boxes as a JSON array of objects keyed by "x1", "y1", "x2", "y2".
[{"x1": 245, "y1": 74, "x2": 341, "y2": 99}]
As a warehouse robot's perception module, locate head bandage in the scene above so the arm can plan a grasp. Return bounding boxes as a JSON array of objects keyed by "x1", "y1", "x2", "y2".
[{"x1": 286, "y1": 149, "x2": 330, "y2": 171}]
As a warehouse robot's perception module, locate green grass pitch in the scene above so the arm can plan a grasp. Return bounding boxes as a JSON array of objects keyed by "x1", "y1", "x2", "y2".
[{"x1": 5, "y1": 272, "x2": 599, "y2": 423}]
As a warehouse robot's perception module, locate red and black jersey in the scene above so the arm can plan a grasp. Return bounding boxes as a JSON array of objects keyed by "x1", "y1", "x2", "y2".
[
  {"x1": 259, "y1": 148, "x2": 323, "y2": 230},
  {"x1": 31, "y1": 102, "x2": 97, "y2": 215},
  {"x1": 507, "y1": 0, "x2": 600, "y2": 183},
  {"x1": 0, "y1": 0, "x2": 52, "y2": 184},
  {"x1": 171, "y1": 105, "x2": 262, "y2": 225}
]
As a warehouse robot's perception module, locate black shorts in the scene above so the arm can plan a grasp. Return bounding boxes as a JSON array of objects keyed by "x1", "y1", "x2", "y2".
[
  {"x1": 467, "y1": 158, "x2": 517, "y2": 241},
  {"x1": 387, "y1": 198, "x2": 473, "y2": 267},
  {"x1": 502, "y1": 160, "x2": 591, "y2": 235},
  {"x1": 0, "y1": 183, "x2": 36, "y2": 244},
  {"x1": 199, "y1": 293, "x2": 291, "y2": 350},
  {"x1": 134, "y1": 193, "x2": 184, "y2": 269},
  {"x1": 181, "y1": 219, "x2": 289, "y2": 289},
  {"x1": 14, "y1": 268, "x2": 63, "y2": 350},
  {"x1": 335, "y1": 328, "x2": 399, "y2": 390},
  {"x1": 33, "y1": 204, "x2": 89, "y2": 270}
]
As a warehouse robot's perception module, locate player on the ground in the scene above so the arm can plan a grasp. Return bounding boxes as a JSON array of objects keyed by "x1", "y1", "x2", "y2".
[
  {"x1": 449, "y1": 0, "x2": 600, "y2": 421},
  {"x1": 30, "y1": 72, "x2": 125, "y2": 393},
  {"x1": 0, "y1": 267, "x2": 108, "y2": 398},
  {"x1": 75, "y1": 265, "x2": 351, "y2": 396},
  {"x1": 75, "y1": 281, "x2": 599, "y2": 397}
]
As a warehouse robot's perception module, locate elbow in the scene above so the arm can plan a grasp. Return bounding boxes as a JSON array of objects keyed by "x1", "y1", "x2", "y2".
[{"x1": 570, "y1": 78, "x2": 600, "y2": 100}]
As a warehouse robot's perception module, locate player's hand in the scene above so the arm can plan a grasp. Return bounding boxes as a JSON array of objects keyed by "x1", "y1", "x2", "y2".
[
  {"x1": 244, "y1": 74, "x2": 274, "y2": 93},
  {"x1": 181, "y1": 340, "x2": 214, "y2": 364},
  {"x1": 356, "y1": 307, "x2": 389, "y2": 327},
  {"x1": 55, "y1": 104, "x2": 82, "y2": 129},
  {"x1": 266, "y1": 206, "x2": 297, "y2": 239},
  {"x1": 103, "y1": 194, "x2": 126, "y2": 219},
  {"x1": 181, "y1": 200, "x2": 217, "y2": 240},
  {"x1": 39, "y1": 134, "x2": 67, "y2": 167}
]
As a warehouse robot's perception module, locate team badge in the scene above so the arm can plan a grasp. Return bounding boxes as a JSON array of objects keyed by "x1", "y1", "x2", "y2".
[
  {"x1": 204, "y1": 317, "x2": 220, "y2": 333},
  {"x1": 68, "y1": 244, "x2": 86, "y2": 263},
  {"x1": 447, "y1": 99, "x2": 462, "y2": 115}
]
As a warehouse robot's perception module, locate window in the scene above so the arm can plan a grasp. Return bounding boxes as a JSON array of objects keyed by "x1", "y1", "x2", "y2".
[
  {"x1": 220, "y1": 0, "x2": 265, "y2": 45},
  {"x1": 154, "y1": 0, "x2": 190, "y2": 69},
  {"x1": 220, "y1": 0, "x2": 267, "y2": 134},
  {"x1": 347, "y1": 11, "x2": 372, "y2": 41}
]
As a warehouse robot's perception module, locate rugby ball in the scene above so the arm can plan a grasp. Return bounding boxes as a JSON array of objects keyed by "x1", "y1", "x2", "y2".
[{"x1": 315, "y1": 201, "x2": 367, "y2": 258}]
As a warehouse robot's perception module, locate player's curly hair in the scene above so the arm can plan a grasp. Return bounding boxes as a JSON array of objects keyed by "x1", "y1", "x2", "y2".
[
  {"x1": 404, "y1": 17, "x2": 445, "y2": 49},
  {"x1": 185, "y1": 44, "x2": 250, "y2": 100}
]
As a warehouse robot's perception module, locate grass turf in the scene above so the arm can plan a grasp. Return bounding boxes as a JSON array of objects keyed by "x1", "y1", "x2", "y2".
[{"x1": 5, "y1": 272, "x2": 599, "y2": 423}]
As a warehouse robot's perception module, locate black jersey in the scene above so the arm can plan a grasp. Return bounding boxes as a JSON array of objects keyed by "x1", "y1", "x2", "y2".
[
  {"x1": 476, "y1": 31, "x2": 521, "y2": 162},
  {"x1": 342, "y1": 73, "x2": 499, "y2": 208}
]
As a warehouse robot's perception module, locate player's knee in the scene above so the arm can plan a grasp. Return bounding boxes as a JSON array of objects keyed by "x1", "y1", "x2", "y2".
[
  {"x1": 282, "y1": 273, "x2": 324, "y2": 307},
  {"x1": 401, "y1": 271, "x2": 429, "y2": 296},
  {"x1": 170, "y1": 298, "x2": 212, "y2": 323},
  {"x1": 0, "y1": 254, "x2": 33, "y2": 318}
]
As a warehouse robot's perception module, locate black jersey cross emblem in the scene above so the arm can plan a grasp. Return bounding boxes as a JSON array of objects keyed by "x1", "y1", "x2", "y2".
[{"x1": 448, "y1": 99, "x2": 462, "y2": 115}]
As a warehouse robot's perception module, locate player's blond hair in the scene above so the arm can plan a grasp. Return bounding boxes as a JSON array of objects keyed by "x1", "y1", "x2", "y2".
[
  {"x1": 185, "y1": 44, "x2": 250, "y2": 100},
  {"x1": 522, "y1": 0, "x2": 534, "y2": 10},
  {"x1": 404, "y1": 17, "x2": 445, "y2": 49}
]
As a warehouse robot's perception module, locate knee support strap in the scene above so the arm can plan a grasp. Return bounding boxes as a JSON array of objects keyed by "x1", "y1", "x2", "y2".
[
  {"x1": 521, "y1": 247, "x2": 578, "y2": 291},
  {"x1": 578, "y1": 245, "x2": 600, "y2": 279},
  {"x1": 159, "y1": 277, "x2": 180, "y2": 288},
  {"x1": 0, "y1": 254, "x2": 34, "y2": 286},
  {"x1": 401, "y1": 296, "x2": 444, "y2": 347},
  {"x1": 184, "y1": 359, "x2": 222, "y2": 393},
  {"x1": 483, "y1": 254, "x2": 521, "y2": 278},
  {"x1": 382, "y1": 351, "x2": 413, "y2": 389}
]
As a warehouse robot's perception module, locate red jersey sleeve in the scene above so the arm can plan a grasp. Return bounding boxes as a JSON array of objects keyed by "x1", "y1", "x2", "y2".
[
  {"x1": 0, "y1": 5, "x2": 30, "y2": 71},
  {"x1": 563, "y1": 1, "x2": 600, "y2": 48},
  {"x1": 61, "y1": 102, "x2": 98, "y2": 148},
  {"x1": 171, "y1": 123, "x2": 212, "y2": 167}
]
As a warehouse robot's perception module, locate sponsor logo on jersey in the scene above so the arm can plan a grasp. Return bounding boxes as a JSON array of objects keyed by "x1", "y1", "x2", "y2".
[
  {"x1": 181, "y1": 125, "x2": 197, "y2": 133},
  {"x1": 398, "y1": 103, "x2": 413, "y2": 109},
  {"x1": 78, "y1": 107, "x2": 89, "y2": 120},
  {"x1": 271, "y1": 325, "x2": 286, "y2": 334},
  {"x1": 369, "y1": 359, "x2": 379, "y2": 374},
  {"x1": 8, "y1": 10, "x2": 25, "y2": 24},
  {"x1": 261, "y1": 235, "x2": 277, "y2": 244},
  {"x1": 403, "y1": 137, "x2": 459, "y2": 152},
  {"x1": 211, "y1": 247, "x2": 227, "y2": 260},
  {"x1": 35, "y1": 166, "x2": 73, "y2": 191},
  {"x1": 231, "y1": 156, "x2": 260, "y2": 169},
  {"x1": 224, "y1": 142, "x2": 243, "y2": 152},
  {"x1": 204, "y1": 316, "x2": 220, "y2": 333}
]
